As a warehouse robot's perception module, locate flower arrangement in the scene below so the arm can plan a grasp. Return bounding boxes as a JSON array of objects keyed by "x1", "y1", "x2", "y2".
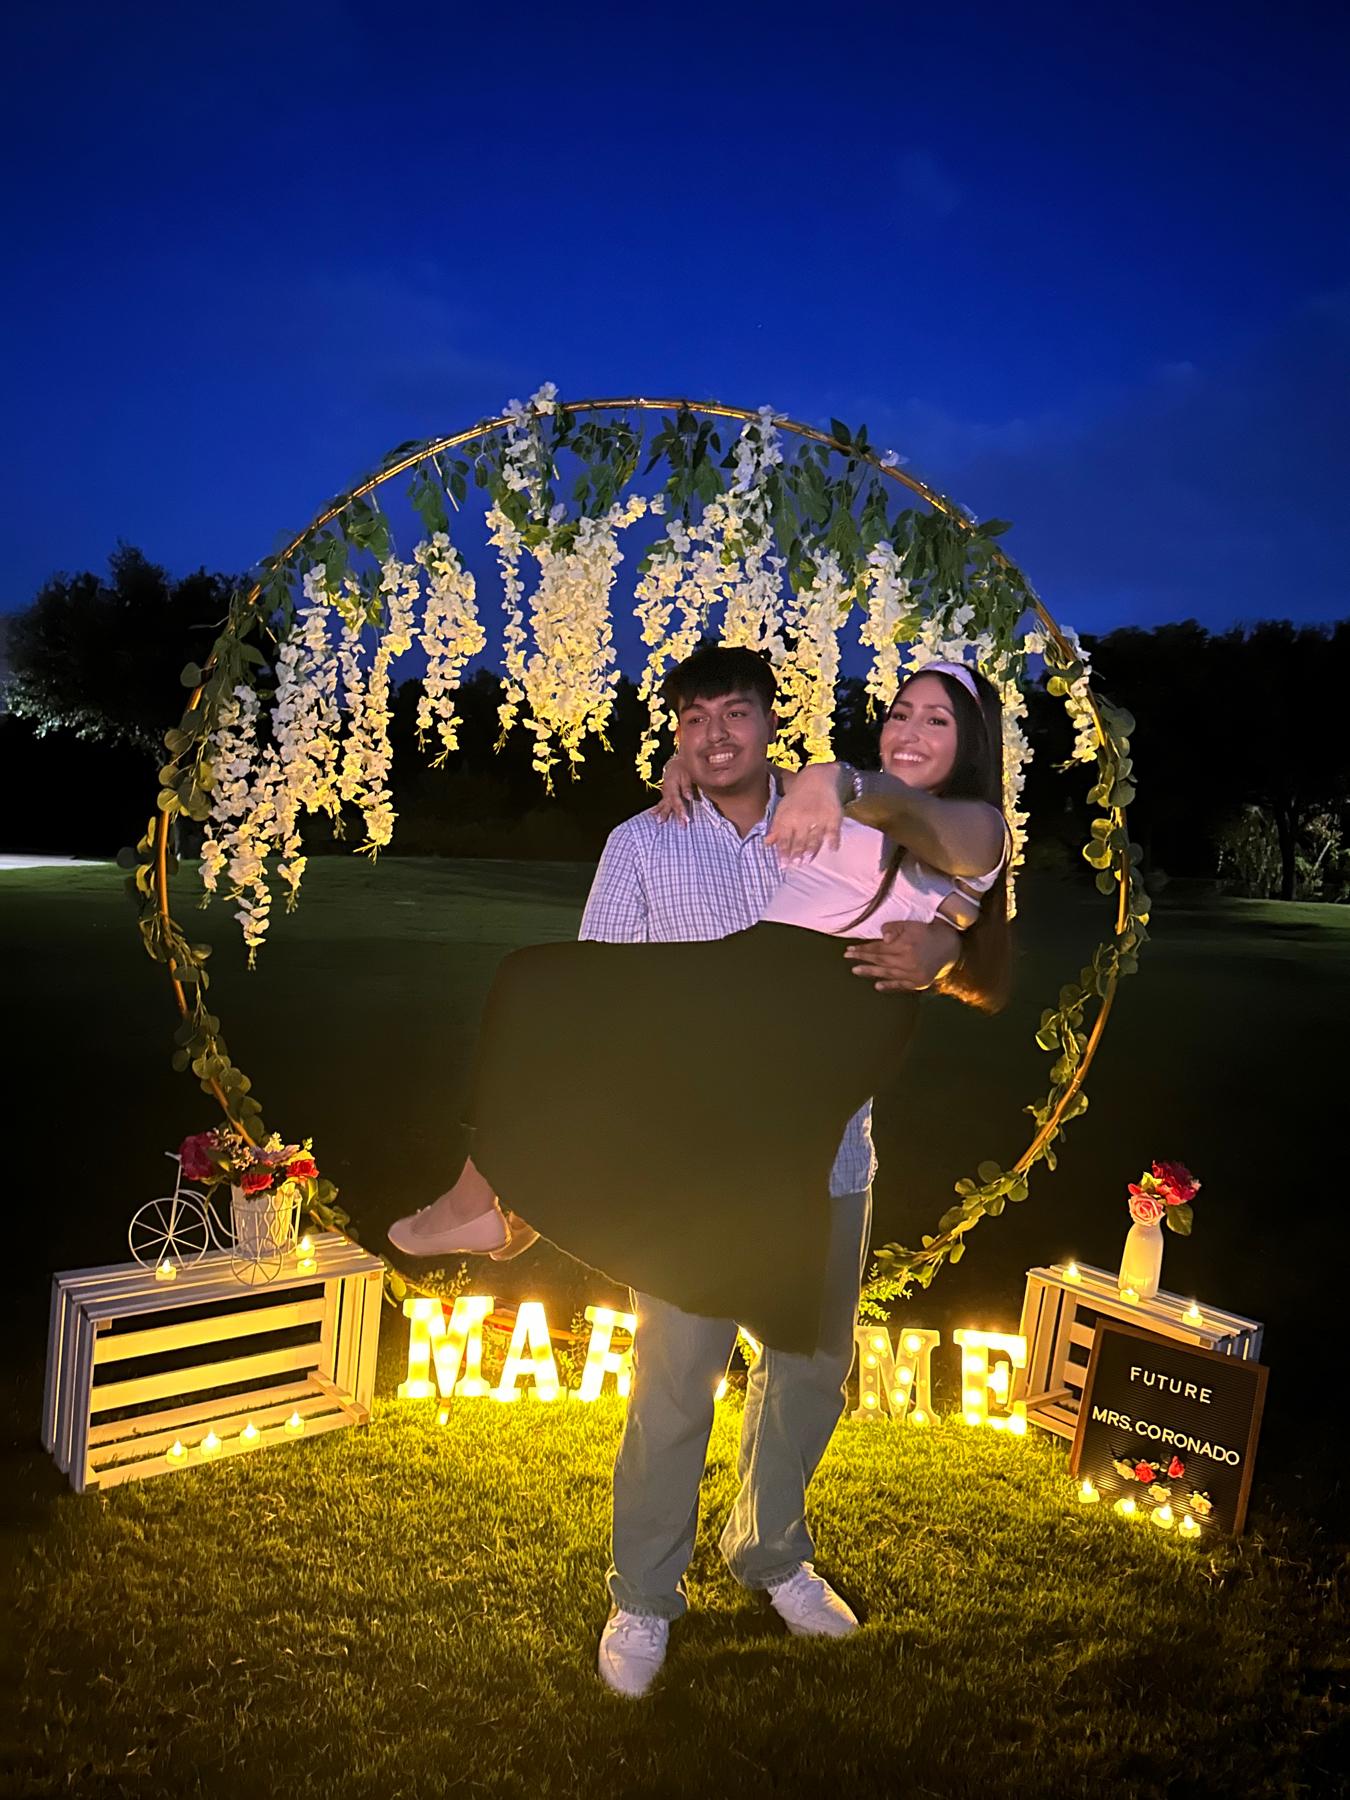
[
  {"x1": 178, "y1": 1127, "x2": 321, "y2": 1200},
  {"x1": 1127, "y1": 1160, "x2": 1201, "y2": 1235}
]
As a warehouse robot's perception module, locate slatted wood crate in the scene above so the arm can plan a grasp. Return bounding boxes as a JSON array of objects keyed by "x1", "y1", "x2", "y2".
[
  {"x1": 44, "y1": 1232, "x2": 384, "y2": 1492},
  {"x1": 1014, "y1": 1261, "x2": 1263, "y2": 1440}
]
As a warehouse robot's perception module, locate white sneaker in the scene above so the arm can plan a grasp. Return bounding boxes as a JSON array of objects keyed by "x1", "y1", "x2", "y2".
[
  {"x1": 766, "y1": 1563, "x2": 859, "y2": 1638},
  {"x1": 597, "y1": 1609, "x2": 670, "y2": 1698}
]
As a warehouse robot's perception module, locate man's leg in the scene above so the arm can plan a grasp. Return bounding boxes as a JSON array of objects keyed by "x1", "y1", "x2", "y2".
[
  {"x1": 608, "y1": 1292, "x2": 739, "y2": 1619},
  {"x1": 719, "y1": 1187, "x2": 870, "y2": 1591}
]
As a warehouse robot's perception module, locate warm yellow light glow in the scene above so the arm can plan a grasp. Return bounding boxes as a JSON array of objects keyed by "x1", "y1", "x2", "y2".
[
  {"x1": 494, "y1": 1301, "x2": 562, "y2": 1402},
  {"x1": 399, "y1": 1294, "x2": 495, "y2": 1400},
  {"x1": 1183, "y1": 1301, "x2": 1203, "y2": 1326},
  {"x1": 1078, "y1": 1477, "x2": 1099, "y2": 1504},
  {"x1": 240, "y1": 1421, "x2": 259, "y2": 1445},
  {"x1": 436, "y1": 1407, "x2": 450, "y2": 1427},
  {"x1": 298, "y1": 1234, "x2": 314, "y2": 1255},
  {"x1": 166, "y1": 1439, "x2": 185, "y2": 1461},
  {"x1": 1114, "y1": 1496, "x2": 1137, "y2": 1518},
  {"x1": 1063, "y1": 1261, "x2": 1081, "y2": 1284},
  {"x1": 297, "y1": 1255, "x2": 316, "y2": 1273},
  {"x1": 285, "y1": 1411, "x2": 304, "y2": 1434},
  {"x1": 200, "y1": 1430, "x2": 221, "y2": 1456},
  {"x1": 1179, "y1": 1514, "x2": 1202, "y2": 1540},
  {"x1": 574, "y1": 1304, "x2": 637, "y2": 1402},
  {"x1": 1120, "y1": 1288, "x2": 1139, "y2": 1304},
  {"x1": 1152, "y1": 1503, "x2": 1175, "y2": 1530},
  {"x1": 910, "y1": 1408, "x2": 928, "y2": 1427},
  {"x1": 714, "y1": 1378, "x2": 729, "y2": 1402},
  {"x1": 156, "y1": 1258, "x2": 178, "y2": 1282},
  {"x1": 952, "y1": 1330, "x2": 1027, "y2": 1432},
  {"x1": 853, "y1": 1325, "x2": 939, "y2": 1424}
]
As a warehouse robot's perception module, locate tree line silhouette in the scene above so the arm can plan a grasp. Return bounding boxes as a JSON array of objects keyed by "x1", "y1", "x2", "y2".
[{"x1": 3, "y1": 548, "x2": 1347, "y2": 901}]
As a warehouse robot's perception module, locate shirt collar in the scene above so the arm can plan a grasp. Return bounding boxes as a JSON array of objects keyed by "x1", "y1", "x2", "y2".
[{"x1": 692, "y1": 773, "x2": 779, "y2": 841}]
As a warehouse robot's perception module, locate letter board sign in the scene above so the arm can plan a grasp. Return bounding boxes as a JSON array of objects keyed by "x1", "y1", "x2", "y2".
[{"x1": 1071, "y1": 1319, "x2": 1267, "y2": 1535}]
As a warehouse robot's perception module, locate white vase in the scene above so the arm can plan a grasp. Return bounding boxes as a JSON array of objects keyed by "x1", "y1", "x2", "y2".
[
  {"x1": 230, "y1": 1181, "x2": 300, "y2": 1263},
  {"x1": 1118, "y1": 1216, "x2": 1164, "y2": 1299}
]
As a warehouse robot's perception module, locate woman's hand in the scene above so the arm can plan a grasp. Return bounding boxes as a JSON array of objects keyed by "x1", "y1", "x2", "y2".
[
  {"x1": 766, "y1": 762, "x2": 845, "y2": 863},
  {"x1": 654, "y1": 750, "x2": 698, "y2": 824}
]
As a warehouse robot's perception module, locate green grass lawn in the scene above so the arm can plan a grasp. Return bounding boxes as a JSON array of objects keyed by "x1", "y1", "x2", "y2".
[
  {"x1": 3, "y1": 858, "x2": 1349, "y2": 1795},
  {"x1": 8, "y1": 1391, "x2": 1347, "y2": 1799}
]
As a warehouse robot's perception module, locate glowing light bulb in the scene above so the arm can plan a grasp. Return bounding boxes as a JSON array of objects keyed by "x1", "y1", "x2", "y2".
[
  {"x1": 284, "y1": 1411, "x2": 304, "y2": 1434},
  {"x1": 298, "y1": 1234, "x2": 314, "y2": 1255},
  {"x1": 909, "y1": 1408, "x2": 928, "y2": 1427},
  {"x1": 1152, "y1": 1503, "x2": 1175, "y2": 1530},
  {"x1": 1007, "y1": 1412, "x2": 1028, "y2": 1436},
  {"x1": 1120, "y1": 1288, "x2": 1139, "y2": 1304},
  {"x1": 1063, "y1": 1261, "x2": 1081, "y2": 1284},
  {"x1": 200, "y1": 1430, "x2": 221, "y2": 1457},
  {"x1": 863, "y1": 1392, "x2": 878, "y2": 1409},
  {"x1": 436, "y1": 1407, "x2": 450, "y2": 1426},
  {"x1": 1183, "y1": 1301, "x2": 1203, "y2": 1326},
  {"x1": 896, "y1": 1365, "x2": 912, "y2": 1384},
  {"x1": 964, "y1": 1410, "x2": 982, "y2": 1426},
  {"x1": 1178, "y1": 1514, "x2": 1202, "y2": 1540},
  {"x1": 864, "y1": 1353, "x2": 878, "y2": 1369},
  {"x1": 1078, "y1": 1477, "x2": 1099, "y2": 1504},
  {"x1": 156, "y1": 1258, "x2": 178, "y2": 1282},
  {"x1": 903, "y1": 1334, "x2": 923, "y2": 1355},
  {"x1": 1114, "y1": 1496, "x2": 1137, "y2": 1518},
  {"x1": 240, "y1": 1421, "x2": 259, "y2": 1445},
  {"x1": 990, "y1": 1364, "x2": 1010, "y2": 1401},
  {"x1": 166, "y1": 1439, "x2": 185, "y2": 1461},
  {"x1": 890, "y1": 1390, "x2": 906, "y2": 1407},
  {"x1": 871, "y1": 1336, "x2": 887, "y2": 1353}
]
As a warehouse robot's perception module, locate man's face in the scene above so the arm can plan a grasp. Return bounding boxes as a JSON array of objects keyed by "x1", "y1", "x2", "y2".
[{"x1": 675, "y1": 688, "x2": 777, "y2": 799}]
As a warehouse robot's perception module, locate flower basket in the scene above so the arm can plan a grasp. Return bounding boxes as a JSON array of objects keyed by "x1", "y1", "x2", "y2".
[{"x1": 230, "y1": 1180, "x2": 302, "y2": 1263}]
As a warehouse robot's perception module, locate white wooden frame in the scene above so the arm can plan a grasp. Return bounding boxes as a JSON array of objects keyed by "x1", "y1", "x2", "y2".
[
  {"x1": 44, "y1": 1232, "x2": 384, "y2": 1492},
  {"x1": 1013, "y1": 1261, "x2": 1263, "y2": 1440}
]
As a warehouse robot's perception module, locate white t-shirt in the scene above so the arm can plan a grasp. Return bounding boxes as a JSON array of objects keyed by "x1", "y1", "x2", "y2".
[{"x1": 758, "y1": 817, "x2": 1003, "y2": 940}]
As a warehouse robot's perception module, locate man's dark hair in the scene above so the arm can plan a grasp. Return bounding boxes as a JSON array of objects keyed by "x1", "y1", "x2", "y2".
[{"x1": 661, "y1": 643, "x2": 777, "y2": 716}]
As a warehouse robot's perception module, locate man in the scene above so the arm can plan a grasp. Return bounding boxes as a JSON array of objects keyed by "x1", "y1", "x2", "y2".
[{"x1": 584, "y1": 644, "x2": 958, "y2": 1698}]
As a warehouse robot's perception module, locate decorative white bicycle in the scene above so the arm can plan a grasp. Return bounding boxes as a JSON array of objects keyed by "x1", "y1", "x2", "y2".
[{"x1": 128, "y1": 1153, "x2": 302, "y2": 1285}]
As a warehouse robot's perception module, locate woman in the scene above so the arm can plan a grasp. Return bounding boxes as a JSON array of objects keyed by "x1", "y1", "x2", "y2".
[{"x1": 389, "y1": 663, "x2": 1011, "y2": 1354}]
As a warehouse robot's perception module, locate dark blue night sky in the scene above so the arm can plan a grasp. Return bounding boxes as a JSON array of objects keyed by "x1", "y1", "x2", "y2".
[{"x1": 7, "y1": 0, "x2": 1348, "y2": 637}]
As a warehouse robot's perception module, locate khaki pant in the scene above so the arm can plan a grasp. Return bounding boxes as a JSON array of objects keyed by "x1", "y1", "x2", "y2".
[{"x1": 607, "y1": 1189, "x2": 870, "y2": 1619}]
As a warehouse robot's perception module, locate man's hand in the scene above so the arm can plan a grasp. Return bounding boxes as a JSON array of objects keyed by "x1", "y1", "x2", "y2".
[{"x1": 844, "y1": 918, "x2": 961, "y2": 993}]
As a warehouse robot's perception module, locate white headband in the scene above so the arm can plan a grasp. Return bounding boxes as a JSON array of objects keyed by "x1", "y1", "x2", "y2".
[{"x1": 913, "y1": 660, "x2": 981, "y2": 705}]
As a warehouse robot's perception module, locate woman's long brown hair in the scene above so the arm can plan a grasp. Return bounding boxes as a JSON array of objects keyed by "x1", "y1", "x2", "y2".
[{"x1": 847, "y1": 668, "x2": 1012, "y2": 1014}]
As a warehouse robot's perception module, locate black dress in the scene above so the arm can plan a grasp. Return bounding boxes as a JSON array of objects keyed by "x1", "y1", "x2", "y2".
[{"x1": 466, "y1": 922, "x2": 918, "y2": 1355}]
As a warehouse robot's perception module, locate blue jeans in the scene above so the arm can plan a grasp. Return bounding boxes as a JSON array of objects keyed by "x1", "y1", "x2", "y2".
[{"x1": 607, "y1": 1189, "x2": 870, "y2": 1619}]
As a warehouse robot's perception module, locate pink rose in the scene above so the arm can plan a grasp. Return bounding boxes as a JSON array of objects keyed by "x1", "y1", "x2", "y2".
[
  {"x1": 1128, "y1": 1190, "x2": 1166, "y2": 1225},
  {"x1": 1152, "y1": 1160, "x2": 1200, "y2": 1205},
  {"x1": 178, "y1": 1131, "x2": 218, "y2": 1182}
]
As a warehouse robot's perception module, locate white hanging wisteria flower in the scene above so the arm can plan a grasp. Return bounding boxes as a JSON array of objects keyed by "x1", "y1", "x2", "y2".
[
  {"x1": 858, "y1": 541, "x2": 913, "y2": 711},
  {"x1": 774, "y1": 551, "x2": 853, "y2": 766},
  {"x1": 487, "y1": 503, "x2": 528, "y2": 746},
  {"x1": 514, "y1": 493, "x2": 655, "y2": 786},
  {"x1": 199, "y1": 681, "x2": 280, "y2": 960},
  {"x1": 413, "y1": 533, "x2": 484, "y2": 761}
]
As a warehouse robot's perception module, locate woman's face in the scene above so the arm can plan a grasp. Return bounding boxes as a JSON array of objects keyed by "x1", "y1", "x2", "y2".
[{"x1": 879, "y1": 674, "x2": 960, "y2": 792}]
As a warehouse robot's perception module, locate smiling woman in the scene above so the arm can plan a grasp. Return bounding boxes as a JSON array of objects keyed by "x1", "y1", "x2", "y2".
[{"x1": 126, "y1": 389, "x2": 1147, "y2": 1296}]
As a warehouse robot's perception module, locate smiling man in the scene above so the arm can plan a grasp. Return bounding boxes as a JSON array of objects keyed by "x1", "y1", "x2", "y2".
[{"x1": 580, "y1": 643, "x2": 959, "y2": 1697}]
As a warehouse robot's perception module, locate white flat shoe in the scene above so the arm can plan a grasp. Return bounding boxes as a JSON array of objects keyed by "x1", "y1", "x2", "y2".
[{"x1": 388, "y1": 1203, "x2": 509, "y2": 1257}]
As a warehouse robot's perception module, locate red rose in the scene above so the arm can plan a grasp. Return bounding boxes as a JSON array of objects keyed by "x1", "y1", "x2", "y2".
[
  {"x1": 178, "y1": 1131, "x2": 218, "y2": 1182},
  {"x1": 1128, "y1": 1192, "x2": 1166, "y2": 1225},
  {"x1": 1168, "y1": 1455, "x2": 1185, "y2": 1479},
  {"x1": 286, "y1": 1157, "x2": 318, "y2": 1182},
  {"x1": 1152, "y1": 1160, "x2": 1199, "y2": 1204},
  {"x1": 241, "y1": 1168, "x2": 275, "y2": 1194},
  {"x1": 1133, "y1": 1461, "x2": 1156, "y2": 1484}
]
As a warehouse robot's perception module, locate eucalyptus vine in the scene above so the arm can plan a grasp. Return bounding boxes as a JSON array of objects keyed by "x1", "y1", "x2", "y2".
[{"x1": 125, "y1": 388, "x2": 1147, "y2": 1298}]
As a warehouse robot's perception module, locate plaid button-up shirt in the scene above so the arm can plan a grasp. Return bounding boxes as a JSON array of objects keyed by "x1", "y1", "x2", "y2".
[{"x1": 579, "y1": 788, "x2": 875, "y2": 1196}]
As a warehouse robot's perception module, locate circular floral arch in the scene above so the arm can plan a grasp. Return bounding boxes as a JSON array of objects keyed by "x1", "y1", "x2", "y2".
[{"x1": 126, "y1": 391, "x2": 1148, "y2": 1298}]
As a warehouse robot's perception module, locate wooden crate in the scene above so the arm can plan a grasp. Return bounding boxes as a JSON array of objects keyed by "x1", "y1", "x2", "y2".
[
  {"x1": 43, "y1": 1232, "x2": 384, "y2": 1492},
  {"x1": 1014, "y1": 1261, "x2": 1263, "y2": 1440}
]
